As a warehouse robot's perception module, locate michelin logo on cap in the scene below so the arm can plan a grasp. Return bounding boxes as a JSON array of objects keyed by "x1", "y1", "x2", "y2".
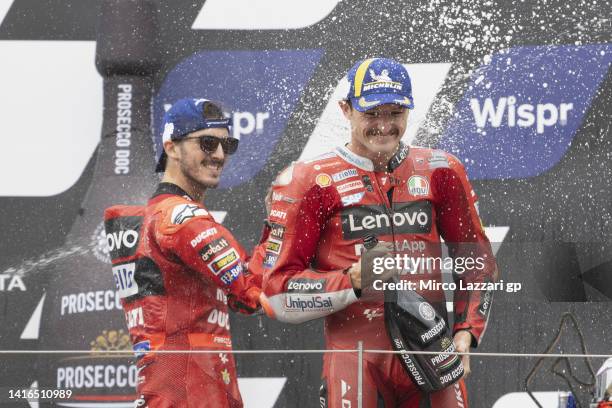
[{"x1": 347, "y1": 57, "x2": 415, "y2": 112}]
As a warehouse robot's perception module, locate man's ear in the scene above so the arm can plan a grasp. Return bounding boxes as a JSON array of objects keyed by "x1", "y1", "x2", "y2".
[
  {"x1": 164, "y1": 140, "x2": 180, "y2": 161},
  {"x1": 338, "y1": 100, "x2": 352, "y2": 120}
]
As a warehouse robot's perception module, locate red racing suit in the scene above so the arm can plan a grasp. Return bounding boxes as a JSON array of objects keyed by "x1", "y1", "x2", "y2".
[
  {"x1": 260, "y1": 144, "x2": 497, "y2": 408},
  {"x1": 104, "y1": 183, "x2": 262, "y2": 408}
]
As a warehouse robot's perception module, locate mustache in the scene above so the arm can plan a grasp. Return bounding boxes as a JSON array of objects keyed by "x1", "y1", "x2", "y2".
[
  {"x1": 202, "y1": 157, "x2": 225, "y2": 167},
  {"x1": 366, "y1": 127, "x2": 400, "y2": 136}
]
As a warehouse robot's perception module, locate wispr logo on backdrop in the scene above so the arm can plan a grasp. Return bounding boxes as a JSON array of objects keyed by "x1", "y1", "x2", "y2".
[
  {"x1": 439, "y1": 44, "x2": 611, "y2": 180},
  {"x1": 153, "y1": 49, "x2": 323, "y2": 189}
]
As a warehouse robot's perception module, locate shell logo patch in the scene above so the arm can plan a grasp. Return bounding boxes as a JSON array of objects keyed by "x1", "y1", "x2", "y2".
[{"x1": 315, "y1": 173, "x2": 332, "y2": 188}]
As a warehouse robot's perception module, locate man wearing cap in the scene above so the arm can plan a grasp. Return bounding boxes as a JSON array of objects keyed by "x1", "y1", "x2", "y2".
[
  {"x1": 106, "y1": 98, "x2": 262, "y2": 407},
  {"x1": 259, "y1": 58, "x2": 498, "y2": 407}
]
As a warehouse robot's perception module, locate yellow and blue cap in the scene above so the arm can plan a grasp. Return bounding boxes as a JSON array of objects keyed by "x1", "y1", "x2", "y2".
[{"x1": 346, "y1": 58, "x2": 415, "y2": 112}]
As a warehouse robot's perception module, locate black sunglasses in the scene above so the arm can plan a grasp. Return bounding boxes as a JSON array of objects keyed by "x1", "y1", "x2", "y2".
[{"x1": 181, "y1": 135, "x2": 239, "y2": 155}]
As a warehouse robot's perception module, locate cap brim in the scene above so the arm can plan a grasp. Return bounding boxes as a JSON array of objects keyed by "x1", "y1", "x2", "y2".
[{"x1": 350, "y1": 93, "x2": 414, "y2": 112}]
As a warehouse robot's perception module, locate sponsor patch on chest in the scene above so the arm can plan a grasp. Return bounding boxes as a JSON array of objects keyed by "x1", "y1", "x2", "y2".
[{"x1": 340, "y1": 201, "x2": 432, "y2": 239}]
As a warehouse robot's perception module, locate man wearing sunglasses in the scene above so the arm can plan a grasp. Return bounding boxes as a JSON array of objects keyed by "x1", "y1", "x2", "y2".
[{"x1": 118, "y1": 98, "x2": 261, "y2": 407}]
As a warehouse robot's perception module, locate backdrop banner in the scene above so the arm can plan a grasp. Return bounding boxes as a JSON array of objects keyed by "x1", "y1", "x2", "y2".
[{"x1": 0, "y1": 0, "x2": 610, "y2": 407}]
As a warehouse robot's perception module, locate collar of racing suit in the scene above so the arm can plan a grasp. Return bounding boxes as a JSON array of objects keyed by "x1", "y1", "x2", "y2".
[
  {"x1": 334, "y1": 142, "x2": 410, "y2": 173},
  {"x1": 152, "y1": 182, "x2": 195, "y2": 201}
]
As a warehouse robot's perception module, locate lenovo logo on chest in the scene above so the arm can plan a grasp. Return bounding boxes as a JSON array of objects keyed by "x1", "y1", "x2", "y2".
[{"x1": 341, "y1": 201, "x2": 432, "y2": 239}]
